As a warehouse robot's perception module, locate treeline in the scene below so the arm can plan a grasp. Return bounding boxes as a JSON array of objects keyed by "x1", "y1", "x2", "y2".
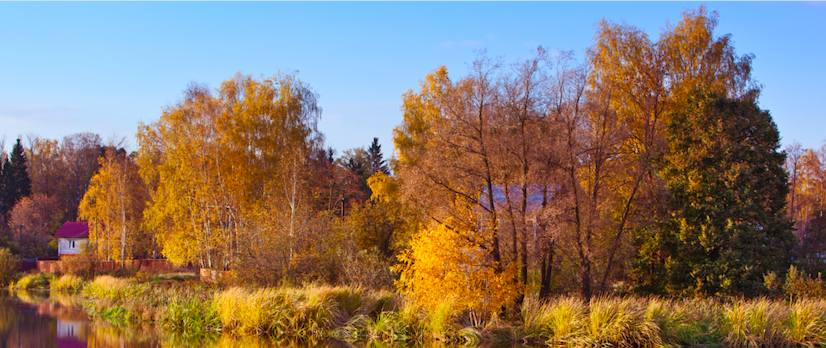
[
  {"x1": 392, "y1": 5, "x2": 822, "y2": 310},
  {"x1": 125, "y1": 74, "x2": 407, "y2": 286},
  {"x1": 0, "y1": 6, "x2": 824, "y2": 309},
  {"x1": 0, "y1": 133, "x2": 124, "y2": 258}
]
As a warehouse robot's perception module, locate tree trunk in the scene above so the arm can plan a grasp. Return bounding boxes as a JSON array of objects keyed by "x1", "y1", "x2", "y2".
[{"x1": 539, "y1": 240, "x2": 555, "y2": 300}]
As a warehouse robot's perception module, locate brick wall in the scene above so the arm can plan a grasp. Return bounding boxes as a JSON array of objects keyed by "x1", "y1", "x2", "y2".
[{"x1": 34, "y1": 259, "x2": 189, "y2": 274}]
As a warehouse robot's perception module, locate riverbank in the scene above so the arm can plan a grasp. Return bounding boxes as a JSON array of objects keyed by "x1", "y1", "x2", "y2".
[{"x1": 18, "y1": 273, "x2": 826, "y2": 347}]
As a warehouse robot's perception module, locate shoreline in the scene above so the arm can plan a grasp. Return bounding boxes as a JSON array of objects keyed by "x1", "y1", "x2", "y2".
[{"x1": 27, "y1": 273, "x2": 826, "y2": 347}]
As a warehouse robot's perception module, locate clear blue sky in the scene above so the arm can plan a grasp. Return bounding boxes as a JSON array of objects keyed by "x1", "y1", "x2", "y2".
[{"x1": 0, "y1": 2, "x2": 823, "y2": 155}]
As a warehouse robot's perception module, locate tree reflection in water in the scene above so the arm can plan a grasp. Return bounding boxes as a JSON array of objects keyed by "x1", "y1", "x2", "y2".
[{"x1": 0, "y1": 290, "x2": 347, "y2": 348}]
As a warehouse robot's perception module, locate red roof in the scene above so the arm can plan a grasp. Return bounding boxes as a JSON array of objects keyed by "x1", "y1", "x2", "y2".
[{"x1": 55, "y1": 222, "x2": 89, "y2": 238}]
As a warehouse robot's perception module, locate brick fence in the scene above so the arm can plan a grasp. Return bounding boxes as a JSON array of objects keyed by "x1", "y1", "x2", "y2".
[
  {"x1": 20, "y1": 258, "x2": 189, "y2": 274},
  {"x1": 199, "y1": 268, "x2": 235, "y2": 283}
]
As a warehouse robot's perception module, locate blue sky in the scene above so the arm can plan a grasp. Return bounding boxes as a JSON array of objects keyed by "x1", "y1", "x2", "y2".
[{"x1": 0, "y1": 2, "x2": 823, "y2": 155}]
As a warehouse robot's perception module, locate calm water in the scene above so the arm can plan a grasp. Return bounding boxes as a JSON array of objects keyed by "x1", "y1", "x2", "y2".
[{"x1": 0, "y1": 290, "x2": 350, "y2": 348}]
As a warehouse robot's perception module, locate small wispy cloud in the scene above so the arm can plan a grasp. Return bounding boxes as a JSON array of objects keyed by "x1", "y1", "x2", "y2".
[
  {"x1": 522, "y1": 40, "x2": 540, "y2": 48},
  {"x1": 437, "y1": 40, "x2": 484, "y2": 49},
  {"x1": 0, "y1": 104, "x2": 81, "y2": 126}
]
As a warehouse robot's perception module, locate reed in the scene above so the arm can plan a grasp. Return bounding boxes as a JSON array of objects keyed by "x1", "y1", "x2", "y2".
[
  {"x1": 50, "y1": 274, "x2": 86, "y2": 292},
  {"x1": 786, "y1": 299, "x2": 826, "y2": 347},
  {"x1": 11, "y1": 273, "x2": 52, "y2": 290},
  {"x1": 80, "y1": 277, "x2": 826, "y2": 346},
  {"x1": 82, "y1": 275, "x2": 136, "y2": 300},
  {"x1": 719, "y1": 298, "x2": 784, "y2": 347},
  {"x1": 648, "y1": 298, "x2": 720, "y2": 346}
]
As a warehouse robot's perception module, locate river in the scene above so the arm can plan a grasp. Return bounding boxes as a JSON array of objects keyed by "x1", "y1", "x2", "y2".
[{"x1": 0, "y1": 290, "x2": 355, "y2": 348}]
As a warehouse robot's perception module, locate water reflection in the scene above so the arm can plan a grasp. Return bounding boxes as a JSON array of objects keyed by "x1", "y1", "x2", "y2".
[
  {"x1": 0, "y1": 290, "x2": 334, "y2": 348},
  {"x1": 0, "y1": 291, "x2": 481, "y2": 348}
]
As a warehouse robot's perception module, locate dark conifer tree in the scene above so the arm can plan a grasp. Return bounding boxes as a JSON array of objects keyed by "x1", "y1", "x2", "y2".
[
  {"x1": 368, "y1": 137, "x2": 390, "y2": 176},
  {"x1": 635, "y1": 91, "x2": 794, "y2": 296},
  {"x1": 8, "y1": 138, "x2": 31, "y2": 200},
  {"x1": 0, "y1": 138, "x2": 31, "y2": 217},
  {"x1": 0, "y1": 156, "x2": 8, "y2": 216}
]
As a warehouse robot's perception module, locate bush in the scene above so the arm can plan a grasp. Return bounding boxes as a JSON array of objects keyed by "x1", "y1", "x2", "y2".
[
  {"x1": 0, "y1": 248, "x2": 16, "y2": 286},
  {"x1": 784, "y1": 266, "x2": 826, "y2": 300}
]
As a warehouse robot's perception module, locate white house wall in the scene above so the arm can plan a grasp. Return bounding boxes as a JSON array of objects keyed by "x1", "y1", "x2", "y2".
[{"x1": 57, "y1": 238, "x2": 89, "y2": 255}]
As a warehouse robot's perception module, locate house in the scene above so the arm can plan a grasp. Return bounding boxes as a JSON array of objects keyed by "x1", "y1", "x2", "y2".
[
  {"x1": 55, "y1": 222, "x2": 91, "y2": 259},
  {"x1": 476, "y1": 184, "x2": 558, "y2": 240},
  {"x1": 478, "y1": 184, "x2": 554, "y2": 221}
]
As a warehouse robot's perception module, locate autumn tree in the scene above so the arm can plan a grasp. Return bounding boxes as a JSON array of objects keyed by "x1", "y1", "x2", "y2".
[
  {"x1": 61, "y1": 133, "x2": 104, "y2": 221},
  {"x1": 79, "y1": 147, "x2": 151, "y2": 267},
  {"x1": 395, "y1": 217, "x2": 522, "y2": 317},
  {"x1": 25, "y1": 133, "x2": 103, "y2": 223},
  {"x1": 789, "y1": 142, "x2": 826, "y2": 275},
  {"x1": 590, "y1": 6, "x2": 760, "y2": 296},
  {"x1": 306, "y1": 146, "x2": 366, "y2": 216},
  {"x1": 348, "y1": 172, "x2": 418, "y2": 259},
  {"x1": 8, "y1": 194, "x2": 60, "y2": 258},
  {"x1": 138, "y1": 72, "x2": 320, "y2": 275},
  {"x1": 394, "y1": 51, "x2": 565, "y2": 302},
  {"x1": 394, "y1": 58, "x2": 513, "y2": 300}
]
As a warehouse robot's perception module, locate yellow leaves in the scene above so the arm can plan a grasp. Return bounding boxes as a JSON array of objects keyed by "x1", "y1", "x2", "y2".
[
  {"x1": 78, "y1": 149, "x2": 150, "y2": 262},
  {"x1": 137, "y1": 72, "x2": 320, "y2": 269},
  {"x1": 395, "y1": 67, "x2": 452, "y2": 166},
  {"x1": 367, "y1": 172, "x2": 398, "y2": 204},
  {"x1": 395, "y1": 219, "x2": 522, "y2": 315}
]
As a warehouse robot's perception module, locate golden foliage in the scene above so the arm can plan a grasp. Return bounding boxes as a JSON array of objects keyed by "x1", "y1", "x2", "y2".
[
  {"x1": 137, "y1": 72, "x2": 320, "y2": 272},
  {"x1": 79, "y1": 148, "x2": 150, "y2": 262},
  {"x1": 395, "y1": 218, "x2": 522, "y2": 315}
]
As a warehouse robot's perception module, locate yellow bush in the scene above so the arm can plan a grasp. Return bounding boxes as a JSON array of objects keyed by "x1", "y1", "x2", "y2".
[{"x1": 394, "y1": 220, "x2": 522, "y2": 316}]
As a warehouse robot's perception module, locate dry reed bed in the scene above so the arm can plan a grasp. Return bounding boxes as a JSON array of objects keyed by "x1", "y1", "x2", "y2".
[{"x1": 78, "y1": 275, "x2": 826, "y2": 347}]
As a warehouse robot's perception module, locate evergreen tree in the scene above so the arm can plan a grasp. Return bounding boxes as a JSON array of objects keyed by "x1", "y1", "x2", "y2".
[
  {"x1": 0, "y1": 139, "x2": 31, "y2": 216},
  {"x1": 368, "y1": 137, "x2": 390, "y2": 176},
  {"x1": 635, "y1": 91, "x2": 794, "y2": 296},
  {"x1": 0, "y1": 156, "x2": 8, "y2": 216}
]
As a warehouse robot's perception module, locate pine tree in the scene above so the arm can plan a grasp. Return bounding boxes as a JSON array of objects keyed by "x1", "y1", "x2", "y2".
[
  {"x1": 637, "y1": 91, "x2": 794, "y2": 296},
  {"x1": 0, "y1": 139, "x2": 31, "y2": 216},
  {"x1": 0, "y1": 156, "x2": 8, "y2": 216},
  {"x1": 368, "y1": 137, "x2": 389, "y2": 176}
]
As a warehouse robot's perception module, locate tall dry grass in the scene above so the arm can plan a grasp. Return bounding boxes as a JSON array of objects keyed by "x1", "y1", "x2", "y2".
[
  {"x1": 50, "y1": 274, "x2": 86, "y2": 292},
  {"x1": 79, "y1": 276, "x2": 826, "y2": 346},
  {"x1": 10, "y1": 273, "x2": 52, "y2": 290}
]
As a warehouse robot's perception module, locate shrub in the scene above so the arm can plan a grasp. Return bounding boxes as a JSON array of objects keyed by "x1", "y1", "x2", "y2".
[
  {"x1": 0, "y1": 248, "x2": 16, "y2": 286},
  {"x1": 394, "y1": 220, "x2": 523, "y2": 317},
  {"x1": 784, "y1": 266, "x2": 826, "y2": 300}
]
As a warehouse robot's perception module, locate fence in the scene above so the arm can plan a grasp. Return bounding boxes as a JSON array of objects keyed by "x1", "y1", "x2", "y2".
[{"x1": 19, "y1": 258, "x2": 190, "y2": 274}]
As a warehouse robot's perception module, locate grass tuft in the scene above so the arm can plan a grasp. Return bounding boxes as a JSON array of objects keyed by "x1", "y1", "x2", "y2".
[
  {"x1": 50, "y1": 274, "x2": 86, "y2": 292},
  {"x1": 11, "y1": 273, "x2": 53, "y2": 290}
]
